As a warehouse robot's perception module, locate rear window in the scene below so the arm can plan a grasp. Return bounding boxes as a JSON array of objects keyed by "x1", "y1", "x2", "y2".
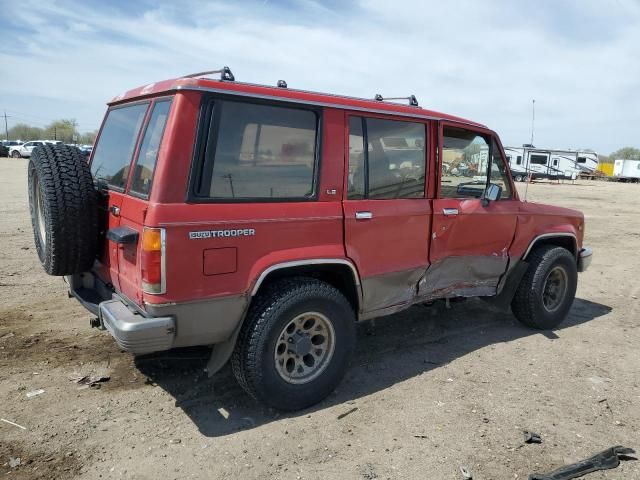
[
  {"x1": 129, "y1": 99, "x2": 172, "y2": 197},
  {"x1": 195, "y1": 100, "x2": 318, "y2": 200},
  {"x1": 91, "y1": 103, "x2": 148, "y2": 189}
]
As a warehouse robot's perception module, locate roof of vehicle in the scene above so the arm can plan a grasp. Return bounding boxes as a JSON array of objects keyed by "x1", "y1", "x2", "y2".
[{"x1": 108, "y1": 75, "x2": 485, "y2": 128}]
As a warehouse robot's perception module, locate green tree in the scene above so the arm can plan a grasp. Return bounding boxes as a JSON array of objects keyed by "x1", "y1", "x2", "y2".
[
  {"x1": 609, "y1": 147, "x2": 640, "y2": 160},
  {"x1": 44, "y1": 119, "x2": 78, "y2": 143},
  {"x1": 79, "y1": 130, "x2": 98, "y2": 145},
  {"x1": 8, "y1": 123, "x2": 44, "y2": 141}
]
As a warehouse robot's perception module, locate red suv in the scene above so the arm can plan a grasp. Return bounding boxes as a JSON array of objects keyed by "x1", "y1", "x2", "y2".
[{"x1": 27, "y1": 67, "x2": 592, "y2": 411}]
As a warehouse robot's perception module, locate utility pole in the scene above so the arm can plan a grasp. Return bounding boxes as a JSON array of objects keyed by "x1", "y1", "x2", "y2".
[
  {"x1": 530, "y1": 99, "x2": 536, "y2": 146},
  {"x1": 3, "y1": 111, "x2": 8, "y2": 141}
]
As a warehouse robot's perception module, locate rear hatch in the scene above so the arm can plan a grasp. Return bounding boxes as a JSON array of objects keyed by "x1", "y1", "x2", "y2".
[{"x1": 90, "y1": 98, "x2": 173, "y2": 306}]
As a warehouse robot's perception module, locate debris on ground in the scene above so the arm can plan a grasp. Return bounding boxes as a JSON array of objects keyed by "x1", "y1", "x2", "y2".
[
  {"x1": 69, "y1": 373, "x2": 110, "y2": 389},
  {"x1": 460, "y1": 465, "x2": 472, "y2": 479},
  {"x1": 413, "y1": 434, "x2": 428, "y2": 439},
  {"x1": 337, "y1": 407, "x2": 358, "y2": 420},
  {"x1": 25, "y1": 388, "x2": 45, "y2": 398},
  {"x1": 1, "y1": 418, "x2": 26, "y2": 430},
  {"x1": 8, "y1": 457, "x2": 21, "y2": 468},
  {"x1": 524, "y1": 430, "x2": 542, "y2": 444},
  {"x1": 528, "y1": 445, "x2": 636, "y2": 480}
]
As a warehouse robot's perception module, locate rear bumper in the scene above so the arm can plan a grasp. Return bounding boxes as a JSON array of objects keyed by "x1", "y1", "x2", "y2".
[
  {"x1": 67, "y1": 271, "x2": 247, "y2": 354},
  {"x1": 578, "y1": 247, "x2": 592, "y2": 272},
  {"x1": 98, "y1": 299, "x2": 175, "y2": 355}
]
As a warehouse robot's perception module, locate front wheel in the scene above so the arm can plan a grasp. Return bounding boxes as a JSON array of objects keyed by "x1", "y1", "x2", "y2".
[
  {"x1": 231, "y1": 277, "x2": 356, "y2": 411},
  {"x1": 11, "y1": 150, "x2": 21, "y2": 158},
  {"x1": 511, "y1": 245, "x2": 578, "y2": 329}
]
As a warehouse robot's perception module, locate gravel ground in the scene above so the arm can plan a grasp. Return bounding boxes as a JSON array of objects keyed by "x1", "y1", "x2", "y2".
[{"x1": 1, "y1": 156, "x2": 638, "y2": 479}]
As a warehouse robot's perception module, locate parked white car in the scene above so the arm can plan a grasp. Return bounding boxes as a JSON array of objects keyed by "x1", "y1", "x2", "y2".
[{"x1": 9, "y1": 140, "x2": 61, "y2": 158}]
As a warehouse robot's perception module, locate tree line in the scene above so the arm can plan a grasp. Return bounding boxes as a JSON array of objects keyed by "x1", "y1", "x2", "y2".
[
  {"x1": 6, "y1": 119, "x2": 97, "y2": 145},
  {"x1": 599, "y1": 147, "x2": 640, "y2": 164}
]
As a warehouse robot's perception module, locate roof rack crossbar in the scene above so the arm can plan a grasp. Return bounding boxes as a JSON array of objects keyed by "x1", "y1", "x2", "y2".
[
  {"x1": 183, "y1": 66, "x2": 235, "y2": 81},
  {"x1": 374, "y1": 94, "x2": 419, "y2": 107}
]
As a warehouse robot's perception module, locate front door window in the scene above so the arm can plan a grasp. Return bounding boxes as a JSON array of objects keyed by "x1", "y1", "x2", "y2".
[{"x1": 440, "y1": 127, "x2": 490, "y2": 199}]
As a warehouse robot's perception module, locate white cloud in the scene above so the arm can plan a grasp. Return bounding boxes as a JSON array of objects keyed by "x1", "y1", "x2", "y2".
[{"x1": 0, "y1": 0, "x2": 638, "y2": 152}]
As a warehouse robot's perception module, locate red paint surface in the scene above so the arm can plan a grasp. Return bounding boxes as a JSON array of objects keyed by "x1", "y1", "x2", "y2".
[{"x1": 92, "y1": 79, "x2": 585, "y2": 311}]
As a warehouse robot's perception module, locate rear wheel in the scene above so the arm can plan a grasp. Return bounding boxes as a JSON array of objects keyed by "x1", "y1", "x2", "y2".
[
  {"x1": 11, "y1": 150, "x2": 21, "y2": 158},
  {"x1": 515, "y1": 175, "x2": 523, "y2": 182},
  {"x1": 511, "y1": 245, "x2": 577, "y2": 329},
  {"x1": 232, "y1": 277, "x2": 356, "y2": 411}
]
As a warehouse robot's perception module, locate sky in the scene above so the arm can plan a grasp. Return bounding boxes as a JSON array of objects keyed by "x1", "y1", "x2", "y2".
[{"x1": 0, "y1": 0, "x2": 638, "y2": 154}]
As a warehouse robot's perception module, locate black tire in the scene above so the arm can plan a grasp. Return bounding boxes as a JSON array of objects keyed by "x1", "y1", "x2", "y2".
[
  {"x1": 232, "y1": 277, "x2": 356, "y2": 411},
  {"x1": 11, "y1": 150, "x2": 21, "y2": 158},
  {"x1": 511, "y1": 245, "x2": 577, "y2": 329},
  {"x1": 27, "y1": 144, "x2": 98, "y2": 276},
  {"x1": 515, "y1": 175, "x2": 523, "y2": 182}
]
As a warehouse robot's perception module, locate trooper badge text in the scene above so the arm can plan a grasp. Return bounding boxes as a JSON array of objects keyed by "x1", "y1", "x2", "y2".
[{"x1": 188, "y1": 228, "x2": 256, "y2": 239}]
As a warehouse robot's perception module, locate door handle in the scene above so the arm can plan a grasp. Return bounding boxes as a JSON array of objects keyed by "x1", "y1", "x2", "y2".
[
  {"x1": 355, "y1": 211, "x2": 373, "y2": 220},
  {"x1": 109, "y1": 205, "x2": 120, "y2": 217},
  {"x1": 442, "y1": 208, "x2": 459, "y2": 216}
]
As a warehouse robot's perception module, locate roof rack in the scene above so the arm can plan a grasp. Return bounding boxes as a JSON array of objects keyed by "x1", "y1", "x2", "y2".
[
  {"x1": 374, "y1": 94, "x2": 419, "y2": 107},
  {"x1": 183, "y1": 66, "x2": 235, "y2": 81}
]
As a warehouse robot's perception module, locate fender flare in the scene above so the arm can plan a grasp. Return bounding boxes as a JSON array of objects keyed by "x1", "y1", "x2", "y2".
[
  {"x1": 206, "y1": 258, "x2": 362, "y2": 377},
  {"x1": 250, "y1": 258, "x2": 361, "y2": 296},
  {"x1": 522, "y1": 232, "x2": 578, "y2": 260}
]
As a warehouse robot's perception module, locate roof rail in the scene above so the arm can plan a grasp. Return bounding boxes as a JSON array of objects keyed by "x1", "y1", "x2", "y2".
[
  {"x1": 183, "y1": 66, "x2": 235, "y2": 81},
  {"x1": 374, "y1": 94, "x2": 419, "y2": 107}
]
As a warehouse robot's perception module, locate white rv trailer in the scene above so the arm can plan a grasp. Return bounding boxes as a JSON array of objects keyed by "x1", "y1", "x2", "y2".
[
  {"x1": 613, "y1": 159, "x2": 640, "y2": 182},
  {"x1": 505, "y1": 145, "x2": 599, "y2": 181}
]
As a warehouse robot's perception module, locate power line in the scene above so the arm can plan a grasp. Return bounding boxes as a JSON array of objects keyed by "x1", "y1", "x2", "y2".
[{"x1": 3, "y1": 112, "x2": 10, "y2": 141}]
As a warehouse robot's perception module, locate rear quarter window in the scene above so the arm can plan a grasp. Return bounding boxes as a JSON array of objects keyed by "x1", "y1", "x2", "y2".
[
  {"x1": 91, "y1": 103, "x2": 149, "y2": 189},
  {"x1": 194, "y1": 99, "x2": 318, "y2": 201}
]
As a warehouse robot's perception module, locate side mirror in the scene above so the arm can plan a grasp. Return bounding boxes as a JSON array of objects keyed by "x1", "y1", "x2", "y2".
[{"x1": 482, "y1": 183, "x2": 502, "y2": 206}]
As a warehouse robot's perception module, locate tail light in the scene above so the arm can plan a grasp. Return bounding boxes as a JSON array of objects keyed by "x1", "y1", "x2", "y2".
[{"x1": 141, "y1": 227, "x2": 165, "y2": 294}]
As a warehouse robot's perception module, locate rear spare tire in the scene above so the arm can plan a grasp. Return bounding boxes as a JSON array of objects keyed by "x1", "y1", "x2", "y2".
[{"x1": 27, "y1": 144, "x2": 98, "y2": 276}]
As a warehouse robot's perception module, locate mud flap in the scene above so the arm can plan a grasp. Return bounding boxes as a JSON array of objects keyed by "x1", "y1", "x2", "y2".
[
  {"x1": 483, "y1": 260, "x2": 529, "y2": 311},
  {"x1": 205, "y1": 326, "x2": 242, "y2": 377}
]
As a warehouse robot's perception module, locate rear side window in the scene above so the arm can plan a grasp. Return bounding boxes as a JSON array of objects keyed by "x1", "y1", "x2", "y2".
[
  {"x1": 348, "y1": 116, "x2": 426, "y2": 200},
  {"x1": 91, "y1": 103, "x2": 148, "y2": 189},
  {"x1": 130, "y1": 99, "x2": 172, "y2": 197},
  {"x1": 196, "y1": 100, "x2": 318, "y2": 200}
]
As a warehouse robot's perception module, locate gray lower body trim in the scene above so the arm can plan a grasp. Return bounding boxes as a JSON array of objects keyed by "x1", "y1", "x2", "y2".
[
  {"x1": 146, "y1": 295, "x2": 248, "y2": 348},
  {"x1": 360, "y1": 267, "x2": 425, "y2": 314}
]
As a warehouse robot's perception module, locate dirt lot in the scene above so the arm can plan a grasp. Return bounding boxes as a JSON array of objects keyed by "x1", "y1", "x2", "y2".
[{"x1": 1, "y1": 156, "x2": 638, "y2": 479}]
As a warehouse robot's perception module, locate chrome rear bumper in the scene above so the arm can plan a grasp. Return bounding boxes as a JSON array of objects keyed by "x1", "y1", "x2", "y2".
[
  {"x1": 578, "y1": 247, "x2": 592, "y2": 272},
  {"x1": 98, "y1": 299, "x2": 175, "y2": 355}
]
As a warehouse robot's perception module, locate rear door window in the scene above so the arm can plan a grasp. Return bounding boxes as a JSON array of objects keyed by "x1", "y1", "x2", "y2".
[
  {"x1": 129, "y1": 99, "x2": 172, "y2": 197},
  {"x1": 91, "y1": 103, "x2": 149, "y2": 190},
  {"x1": 195, "y1": 100, "x2": 318, "y2": 200},
  {"x1": 347, "y1": 116, "x2": 426, "y2": 200}
]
